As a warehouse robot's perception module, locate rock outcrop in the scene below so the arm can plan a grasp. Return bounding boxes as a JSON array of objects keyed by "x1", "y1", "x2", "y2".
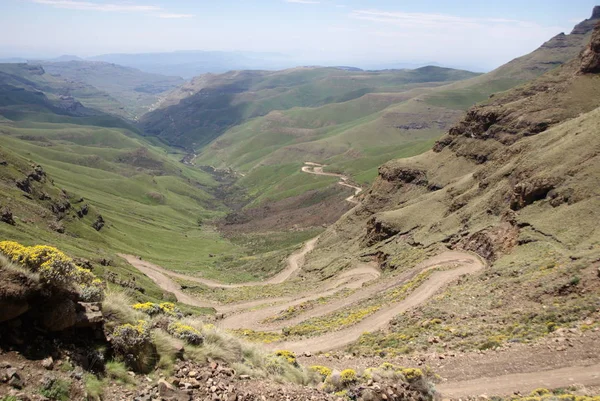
[
  {"x1": 92, "y1": 215, "x2": 105, "y2": 231},
  {"x1": 0, "y1": 208, "x2": 15, "y2": 226},
  {"x1": 580, "y1": 22, "x2": 600, "y2": 73},
  {"x1": 571, "y1": 6, "x2": 600, "y2": 35}
]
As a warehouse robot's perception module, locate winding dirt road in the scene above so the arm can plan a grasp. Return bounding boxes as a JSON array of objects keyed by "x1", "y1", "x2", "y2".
[
  {"x1": 301, "y1": 162, "x2": 363, "y2": 204},
  {"x1": 120, "y1": 247, "x2": 484, "y2": 354},
  {"x1": 265, "y1": 253, "x2": 484, "y2": 354}
]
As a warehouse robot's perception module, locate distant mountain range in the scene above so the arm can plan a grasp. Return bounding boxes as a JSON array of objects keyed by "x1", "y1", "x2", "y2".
[{"x1": 0, "y1": 51, "x2": 488, "y2": 78}]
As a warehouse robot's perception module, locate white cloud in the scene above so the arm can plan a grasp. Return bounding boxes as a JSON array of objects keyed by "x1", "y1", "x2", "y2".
[
  {"x1": 350, "y1": 10, "x2": 531, "y2": 29},
  {"x1": 31, "y1": 0, "x2": 160, "y2": 12},
  {"x1": 285, "y1": 0, "x2": 320, "y2": 4},
  {"x1": 30, "y1": 0, "x2": 195, "y2": 18},
  {"x1": 159, "y1": 13, "x2": 194, "y2": 19}
]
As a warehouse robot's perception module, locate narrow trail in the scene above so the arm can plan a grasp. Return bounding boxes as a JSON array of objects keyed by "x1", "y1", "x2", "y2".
[
  {"x1": 119, "y1": 254, "x2": 216, "y2": 309},
  {"x1": 437, "y1": 364, "x2": 600, "y2": 398},
  {"x1": 119, "y1": 237, "x2": 318, "y2": 291},
  {"x1": 301, "y1": 162, "x2": 363, "y2": 204}
]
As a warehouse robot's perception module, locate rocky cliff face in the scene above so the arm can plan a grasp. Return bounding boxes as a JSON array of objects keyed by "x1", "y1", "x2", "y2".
[
  {"x1": 433, "y1": 22, "x2": 600, "y2": 161},
  {"x1": 580, "y1": 22, "x2": 600, "y2": 73}
]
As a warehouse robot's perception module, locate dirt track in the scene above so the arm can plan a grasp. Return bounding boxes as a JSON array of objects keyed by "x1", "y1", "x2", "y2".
[
  {"x1": 301, "y1": 162, "x2": 362, "y2": 203},
  {"x1": 437, "y1": 363, "x2": 600, "y2": 398}
]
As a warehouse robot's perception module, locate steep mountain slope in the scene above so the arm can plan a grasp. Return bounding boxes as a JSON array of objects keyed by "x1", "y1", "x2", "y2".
[
  {"x1": 139, "y1": 66, "x2": 479, "y2": 149},
  {"x1": 41, "y1": 60, "x2": 184, "y2": 118},
  {"x1": 423, "y1": 6, "x2": 600, "y2": 110},
  {"x1": 0, "y1": 63, "x2": 128, "y2": 120},
  {"x1": 300, "y1": 22, "x2": 600, "y2": 355}
]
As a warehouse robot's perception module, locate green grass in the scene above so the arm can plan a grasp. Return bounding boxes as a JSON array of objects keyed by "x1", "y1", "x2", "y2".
[{"x1": 40, "y1": 378, "x2": 71, "y2": 401}]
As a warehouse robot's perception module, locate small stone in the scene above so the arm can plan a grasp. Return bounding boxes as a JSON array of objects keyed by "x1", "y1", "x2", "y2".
[
  {"x1": 9, "y1": 375, "x2": 23, "y2": 389},
  {"x1": 41, "y1": 357, "x2": 54, "y2": 370}
]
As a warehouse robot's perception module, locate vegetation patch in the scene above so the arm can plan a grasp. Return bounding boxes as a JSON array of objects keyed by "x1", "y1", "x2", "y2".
[
  {"x1": 261, "y1": 288, "x2": 354, "y2": 324},
  {"x1": 282, "y1": 269, "x2": 436, "y2": 337},
  {"x1": 0, "y1": 240, "x2": 104, "y2": 301}
]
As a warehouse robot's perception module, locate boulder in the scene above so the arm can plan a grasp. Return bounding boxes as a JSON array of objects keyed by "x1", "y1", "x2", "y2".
[
  {"x1": 41, "y1": 357, "x2": 54, "y2": 370},
  {"x1": 40, "y1": 299, "x2": 78, "y2": 332},
  {"x1": 0, "y1": 208, "x2": 15, "y2": 225},
  {"x1": 0, "y1": 301, "x2": 29, "y2": 323},
  {"x1": 75, "y1": 302, "x2": 104, "y2": 328},
  {"x1": 92, "y1": 215, "x2": 105, "y2": 231}
]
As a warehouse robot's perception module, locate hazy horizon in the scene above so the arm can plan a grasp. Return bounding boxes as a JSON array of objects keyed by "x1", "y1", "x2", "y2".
[{"x1": 1, "y1": 0, "x2": 597, "y2": 72}]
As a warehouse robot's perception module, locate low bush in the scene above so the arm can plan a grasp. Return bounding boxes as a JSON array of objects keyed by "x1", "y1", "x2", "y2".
[
  {"x1": 310, "y1": 365, "x2": 332, "y2": 380},
  {"x1": 40, "y1": 378, "x2": 71, "y2": 401},
  {"x1": 84, "y1": 374, "x2": 105, "y2": 400},
  {"x1": 340, "y1": 369, "x2": 357, "y2": 384},
  {"x1": 152, "y1": 329, "x2": 183, "y2": 373},
  {"x1": 167, "y1": 322, "x2": 203, "y2": 345},
  {"x1": 132, "y1": 302, "x2": 180, "y2": 316},
  {"x1": 111, "y1": 320, "x2": 156, "y2": 372},
  {"x1": 0, "y1": 241, "x2": 104, "y2": 301},
  {"x1": 105, "y1": 361, "x2": 134, "y2": 385},
  {"x1": 274, "y1": 350, "x2": 298, "y2": 366},
  {"x1": 102, "y1": 290, "x2": 145, "y2": 332}
]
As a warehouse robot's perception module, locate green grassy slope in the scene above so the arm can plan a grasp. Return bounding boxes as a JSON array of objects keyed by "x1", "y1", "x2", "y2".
[
  {"x1": 0, "y1": 63, "x2": 128, "y2": 118},
  {"x1": 41, "y1": 60, "x2": 184, "y2": 118},
  {"x1": 139, "y1": 66, "x2": 480, "y2": 149}
]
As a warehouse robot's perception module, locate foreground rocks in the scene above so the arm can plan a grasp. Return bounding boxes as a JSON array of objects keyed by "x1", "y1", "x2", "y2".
[{"x1": 129, "y1": 361, "x2": 336, "y2": 401}]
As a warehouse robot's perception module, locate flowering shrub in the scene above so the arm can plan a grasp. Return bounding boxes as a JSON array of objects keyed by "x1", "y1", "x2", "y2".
[
  {"x1": 112, "y1": 320, "x2": 150, "y2": 345},
  {"x1": 111, "y1": 320, "x2": 155, "y2": 372},
  {"x1": 132, "y1": 302, "x2": 179, "y2": 316},
  {"x1": 132, "y1": 302, "x2": 161, "y2": 315},
  {"x1": 167, "y1": 322, "x2": 203, "y2": 345},
  {"x1": 202, "y1": 323, "x2": 215, "y2": 331},
  {"x1": 0, "y1": 241, "x2": 104, "y2": 301},
  {"x1": 340, "y1": 369, "x2": 357, "y2": 384},
  {"x1": 0, "y1": 241, "x2": 27, "y2": 262},
  {"x1": 400, "y1": 368, "x2": 423, "y2": 382},
  {"x1": 309, "y1": 365, "x2": 332, "y2": 380},
  {"x1": 274, "y1": 350, "x2": 298, "y2": 366}
]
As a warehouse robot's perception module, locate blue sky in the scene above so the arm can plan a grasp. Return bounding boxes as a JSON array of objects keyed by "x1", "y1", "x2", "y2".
[{"x1": 0, "y1": 0, "x2": 597, "y2": 70}]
